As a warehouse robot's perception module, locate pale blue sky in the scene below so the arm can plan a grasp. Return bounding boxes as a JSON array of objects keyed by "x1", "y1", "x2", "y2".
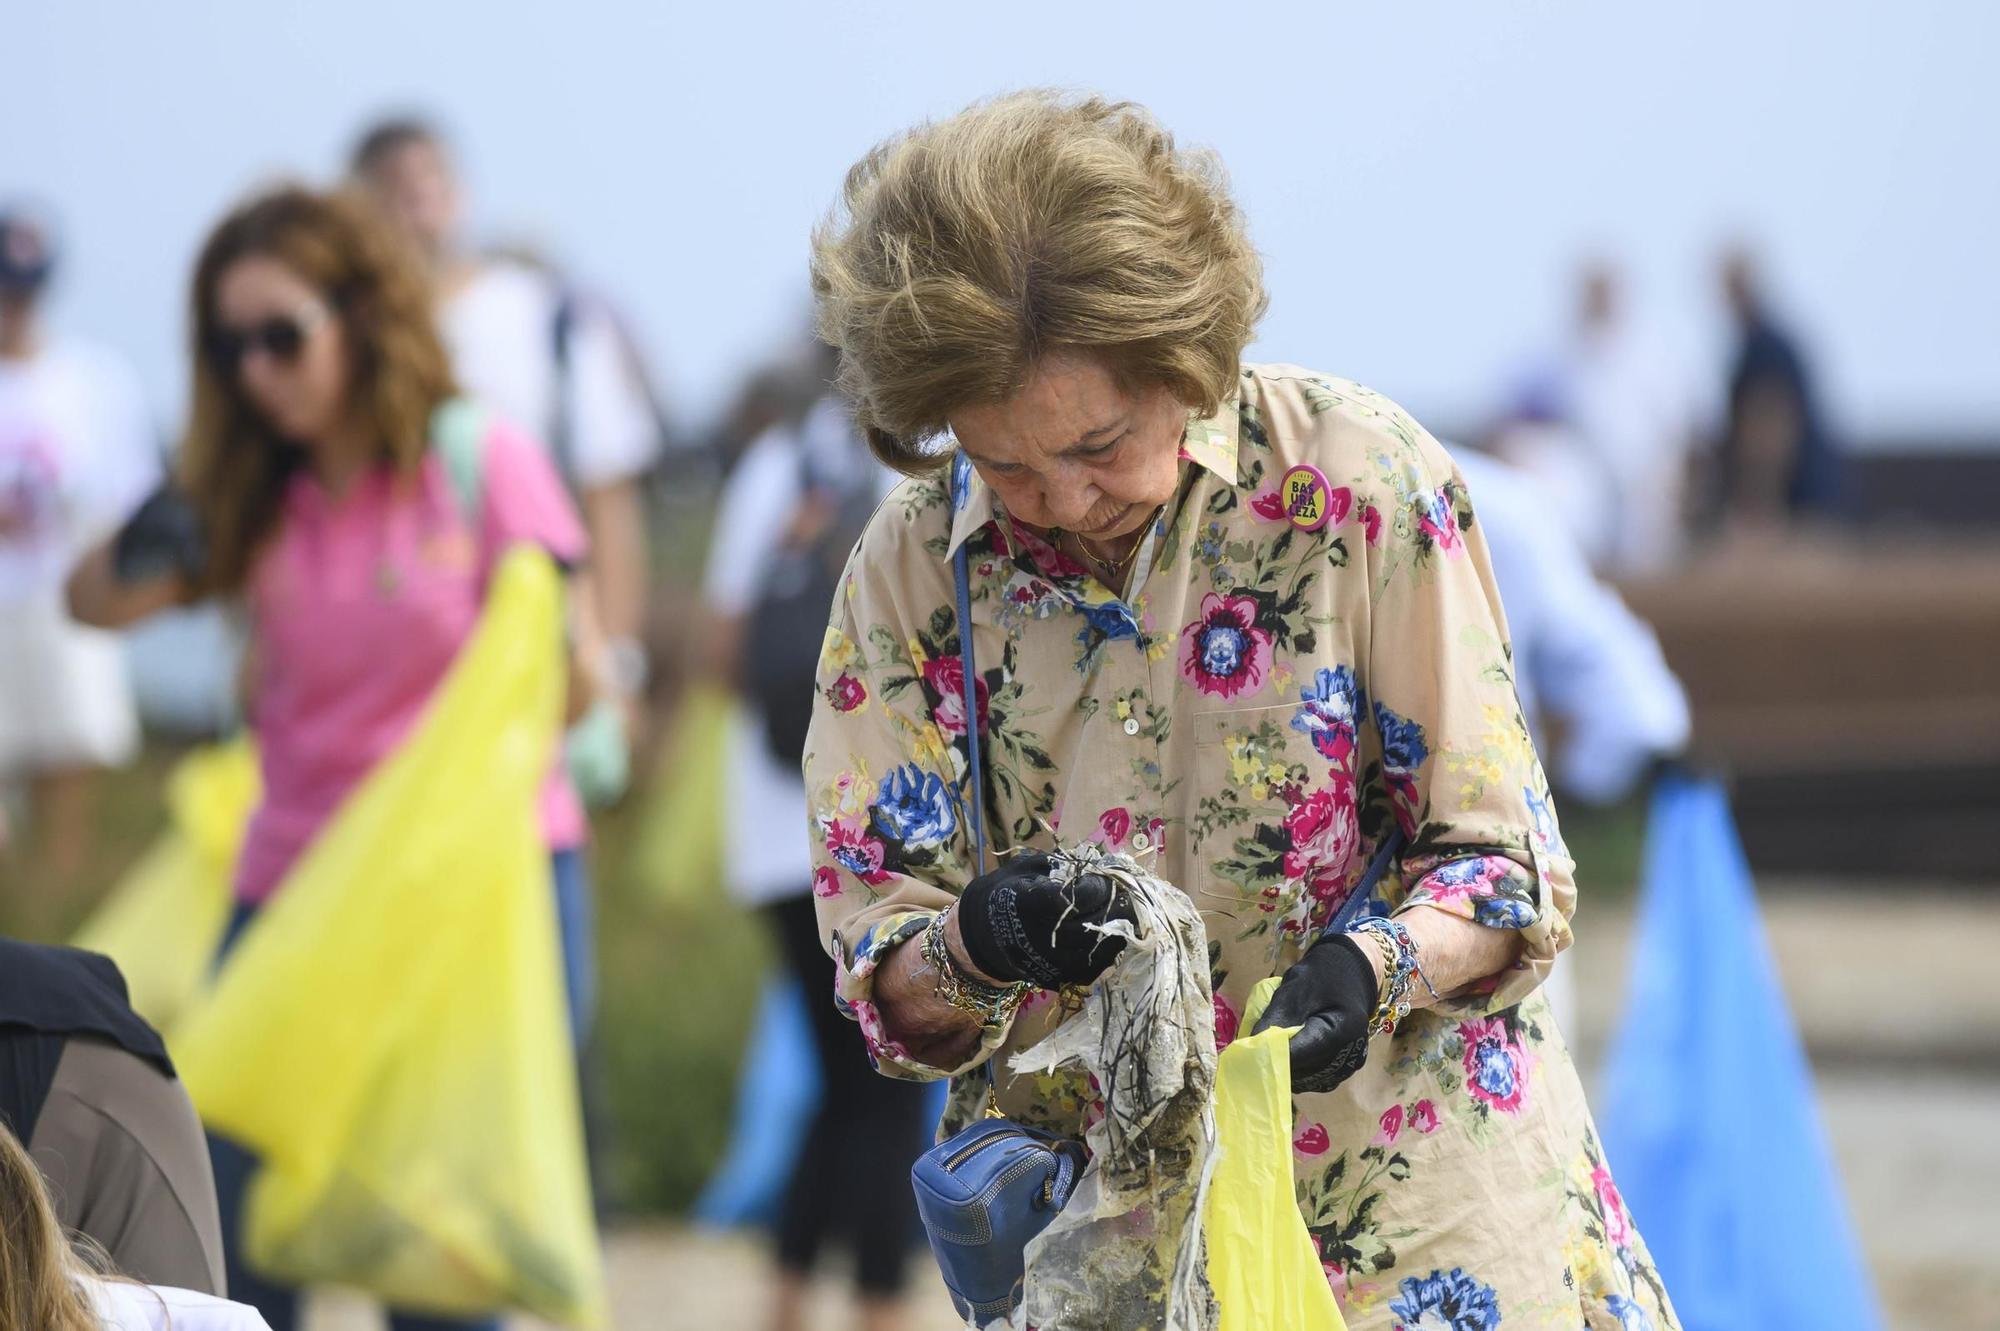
[{"x1": 10, "y1": 0, "x2": 1997, "y2": 443}]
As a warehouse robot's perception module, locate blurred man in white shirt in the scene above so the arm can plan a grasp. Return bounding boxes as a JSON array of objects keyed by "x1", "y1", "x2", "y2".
[{"x1": 350, "y1": 118, "x2": 660, "y2": 709}]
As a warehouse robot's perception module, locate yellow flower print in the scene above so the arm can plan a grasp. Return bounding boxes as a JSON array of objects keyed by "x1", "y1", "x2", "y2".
[
  {"x1": 1441, "y1": 705, "x2": 1539, "y2": 810},
  {"x1": 892, "y1": 710, "x2": 952, "y2": 772},
  {"x1": 819, "y1": 626, "x2": 859, "y2": 676},
  {"x1": 822, "y1": 762, "x2": 877, "y2": 818}
]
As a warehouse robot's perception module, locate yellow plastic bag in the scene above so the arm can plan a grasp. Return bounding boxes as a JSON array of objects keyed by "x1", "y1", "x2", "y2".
[
  {"x1": 1204, "y1": 976, "x2": 1348, "y2": 1331},
  {"x1": 171, "y1": 549, "x2": 606, "y2": 1327},
  {"x1": 72, "y1": 740, "x2": 259, "y2": 1030}
]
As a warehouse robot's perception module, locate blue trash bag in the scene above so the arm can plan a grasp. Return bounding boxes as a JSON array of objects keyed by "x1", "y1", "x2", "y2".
[{"x1": 1598, "y1": 773, "x2": 1884, "y2": 1331}]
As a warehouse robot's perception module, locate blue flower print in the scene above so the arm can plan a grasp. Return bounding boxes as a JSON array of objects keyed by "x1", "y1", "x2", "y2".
[
  {"x1": 1469, "y1": 1032, "x2": 1522, "y2": 1106},
  {"x1": 1607, "y1": 1295, "x2": 1656, "y2": 1331},
  {"x1": 1473, "y1": 894, "x2": 1537, "y2": 929},
  {"x1": 1078, "y1": 598, "x2": 1139, "y2": 641},
  {"x1": 950, "y1": 452, "x2": 974, "y2": 510},
  {"x1": 1389, "y1": 1267, "x2": 1502, "y2": 1330},
  {"x1": 1291, "y1": 665, "x2": 1362, "y2": 763},
  {"x1": 870, "y1": 763, "x2": 959, "y2": 851},
  {"x1": 1202, "y1": 625, "x2": 1247, "y2": 675},
  {"x1": 1373, "y1": 700, "x2": 1430, "y2": 775}
]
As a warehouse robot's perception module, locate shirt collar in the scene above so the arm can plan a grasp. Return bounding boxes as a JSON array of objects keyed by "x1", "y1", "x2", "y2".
[{"x1": 943, "y1": 394, "x2": 1243, "y2": 558}]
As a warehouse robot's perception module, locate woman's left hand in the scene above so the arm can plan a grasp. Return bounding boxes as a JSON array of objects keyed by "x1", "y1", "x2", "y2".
[{"x1": 1251, "y1": 933, "x2": 1384, "y2": 1094}]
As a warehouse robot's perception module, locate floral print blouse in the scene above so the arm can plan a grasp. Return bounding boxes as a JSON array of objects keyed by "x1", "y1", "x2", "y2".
[{"x1": 803, "y1": 365, "x2": 1680, "y2": 1330}]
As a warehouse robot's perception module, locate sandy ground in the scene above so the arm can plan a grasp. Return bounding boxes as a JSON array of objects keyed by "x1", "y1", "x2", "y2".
[{"x1": 299, "y1": 887, "x2": 2000, "y2": 1331}]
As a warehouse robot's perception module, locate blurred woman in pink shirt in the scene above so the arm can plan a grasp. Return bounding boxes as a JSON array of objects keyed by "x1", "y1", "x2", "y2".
[{"x1": 67, "y1": 185, "x2": 600, "y2": 1331}]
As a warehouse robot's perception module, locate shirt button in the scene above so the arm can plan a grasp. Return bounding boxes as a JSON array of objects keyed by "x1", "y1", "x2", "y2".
[
  {"x1": 1122, "y1": 717, "x2": 1141, "y2": 736},
  {"x1": 1132, "y1": 831, "x2": 1153, "y2": 851}
]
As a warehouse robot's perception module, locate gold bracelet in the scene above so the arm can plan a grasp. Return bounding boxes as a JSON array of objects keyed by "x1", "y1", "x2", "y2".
[{"x1": 922, "y1": 909, "x2": 1030, "y2": 1021}]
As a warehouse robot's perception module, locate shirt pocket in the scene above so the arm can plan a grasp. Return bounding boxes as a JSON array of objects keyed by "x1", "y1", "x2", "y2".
[{"x1": 1187, "y1": 692, "x2": 1372, "y2": 941}]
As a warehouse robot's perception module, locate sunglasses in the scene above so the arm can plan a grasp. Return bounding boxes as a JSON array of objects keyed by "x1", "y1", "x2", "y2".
[{"x1": 206, "y1": 300, "x2": 331, "y2": 372}]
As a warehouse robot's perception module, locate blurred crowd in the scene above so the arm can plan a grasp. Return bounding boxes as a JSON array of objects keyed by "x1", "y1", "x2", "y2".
[{"x1": 0, "y1": 105, "x2": 1883, "y2": 1331}]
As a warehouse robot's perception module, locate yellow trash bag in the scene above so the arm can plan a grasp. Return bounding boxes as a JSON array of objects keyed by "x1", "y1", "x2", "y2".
[
  {"x1": 72, "y1": 740, "x2": 259, "y2": 1030},
  {"x1": 631, "y1": 680, "x2": 736, "y2": 910},
  {"x1": 1204, "y1": 976, "x2": 1348, "y2": 1331},
  {"x1": 171, "y1": 549, "x2": 606, "y2": 1328}
]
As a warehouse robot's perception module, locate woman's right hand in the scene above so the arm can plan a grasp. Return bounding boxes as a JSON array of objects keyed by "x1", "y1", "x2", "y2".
[
  {"x1": 952, "y1": 853, "x2": 1134, "y2": 991},
  {"x1": 66, "y1": 483, "x2": 205, "y2": 630},
  {"x1": 112, "y1": 483, "x2": 207, "y2": 585}
]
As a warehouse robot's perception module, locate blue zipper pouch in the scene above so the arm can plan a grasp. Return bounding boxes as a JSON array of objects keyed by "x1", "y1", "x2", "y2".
[{"x1": 911, "y1": 1116, "x2": 1086, "y2": 1323}]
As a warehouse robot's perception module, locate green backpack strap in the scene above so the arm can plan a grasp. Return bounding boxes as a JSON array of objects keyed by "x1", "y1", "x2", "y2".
[{"x1": 430, "y1": 398, "x2": 490, "y2": 523}]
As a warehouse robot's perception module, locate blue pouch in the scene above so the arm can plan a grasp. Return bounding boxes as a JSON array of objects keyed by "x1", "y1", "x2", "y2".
[{"x1": 911, "y1": 1117, "x2": 1086, "y2": 1323}]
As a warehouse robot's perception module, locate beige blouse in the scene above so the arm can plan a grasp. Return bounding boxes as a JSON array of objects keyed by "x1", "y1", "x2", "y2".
[{"x1": 802, "y1": 365, "x2": 1680, "y2": 1330}]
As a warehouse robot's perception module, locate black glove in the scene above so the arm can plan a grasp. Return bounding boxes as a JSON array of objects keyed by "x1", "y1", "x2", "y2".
[
  {"x1": 111, "y1": 483, "x2": 207, "y2": 585},
  {"x1": 954, "y1": 853, "x2": 1134, "y2": 990},
  {"x1": 1251, "y1": 933, "x2": 1380, "y2": 1094}
]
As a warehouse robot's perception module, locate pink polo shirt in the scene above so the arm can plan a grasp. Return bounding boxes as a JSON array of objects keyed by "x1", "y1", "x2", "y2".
[{"x1": 233, "y1": 416, "x2": 588, "y2": 905}]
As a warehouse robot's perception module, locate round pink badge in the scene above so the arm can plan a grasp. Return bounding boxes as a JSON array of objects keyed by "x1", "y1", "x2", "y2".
[{"x1": 1280, "y1": 463, "x2": 1335, "y2": 531}]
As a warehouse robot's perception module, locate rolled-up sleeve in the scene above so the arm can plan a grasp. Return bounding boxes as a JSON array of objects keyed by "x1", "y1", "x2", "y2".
[
  {"x1": 1363, "y1": 437, "x2": 1578, "y2": 1015},
  {"x1": 801, "y1": 516, "x2": 1018, "y2": 1080}
]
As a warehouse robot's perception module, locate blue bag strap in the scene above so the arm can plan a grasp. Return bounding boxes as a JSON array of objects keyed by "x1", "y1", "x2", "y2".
[
  {"x1": 951, "y1": 458, "x2": 988, "y2": 877},
  {"x1": 1320, "y1": 825, "x2": 1406, "y2": 938}
]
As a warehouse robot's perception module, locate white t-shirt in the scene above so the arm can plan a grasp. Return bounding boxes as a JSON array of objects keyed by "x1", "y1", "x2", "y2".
[
  {"x1": 440, "y1": 261, "x2": 659, "y2": 490},
  {"x1": 0, "y1": 338, "x2": 156, "y2": 606},
  {"x1": 703, "y1": 398, "x2": 893, "y2": 906},
  {"x1": 1556, "y1": 324, "x2": 1699, "y2": 576},
  {"x1": 1454, "y1": 448, "x2": 1689, "y2": 806},
  {"x1": 86, "y1": 1278, "x2": 272, "y2": 1330}
]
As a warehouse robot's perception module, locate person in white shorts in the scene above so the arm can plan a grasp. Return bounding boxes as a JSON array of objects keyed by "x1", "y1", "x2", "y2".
[{"x1": 0, "y1": 206, "x2": 155, "y2": 887}]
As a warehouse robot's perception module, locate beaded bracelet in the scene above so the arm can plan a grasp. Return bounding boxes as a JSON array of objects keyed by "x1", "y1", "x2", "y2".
[
  {"x1": 1347, "y1": 916, "x2": 1437, "y2": 1038},
  {"x1": 921, "y1": 909, "x2": 1031, "y2": 1022}
]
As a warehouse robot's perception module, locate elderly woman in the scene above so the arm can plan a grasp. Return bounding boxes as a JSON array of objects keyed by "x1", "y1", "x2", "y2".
[{"x1": 804, "y1": 92, "x2": 1678, "y2": 1331}]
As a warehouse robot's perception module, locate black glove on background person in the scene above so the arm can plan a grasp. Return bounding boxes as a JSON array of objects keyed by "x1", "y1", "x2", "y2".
[
  {"x1": 111, "y1": 482, "x2": 207, "y2": 585},
  {"x1": 954, "y1": 853, "x2": 1134, "y2": 991},
  {"x1": 1252, "y1": 932, "x2": 1380, "y2": 1094}
]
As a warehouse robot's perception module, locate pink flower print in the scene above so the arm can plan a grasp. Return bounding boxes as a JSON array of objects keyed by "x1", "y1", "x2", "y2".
[
  {"x1": 1008, "y1": 518, "x2": 1088, "y2": 579},
  {"x1": 1250, "y1": 487, "x2": 1288, "y2": 523},
  {"x1": 1325, "y1": 485, "x2": 1355, "y2": 526},
  {"x1": 1095, "y1": 806, "x2": 1132, "y2": 848},
  {"x1": 1178, "y1": 593, "x2": 1274, "y2": 698},
  {"x1": 824, "y1": 816, "x2": 890, "y2": 886},
  {"x1": 1460, "y1": 1016, "x2": 1530, "y2": 1115},
  {"x1": 1409, "y1": 1099, "x2": 1440, "y2": 1134},
  {"x1": 1593, "y1": 1165, "x2": 1636, "y2": 1251},
  {"x1": 1282, "y1": 784, "x2": 1360, "y2": 904},
  {"x1": 826, "y1": 673, "x2": 867, "y2": 713},
  {"x1": 1423, "y1": 857, "x2": 1509, "y2": 904},
  {"x1": 1294, "y1": 1122, "x2": 1331, "y2": 1156},
  {"x1": 1146, "y1": 816, "x2": 1167, "y2": 853},
  {"x1": 849, "y1": 999, "x2": 911, "y2": 1065},
  {"x1": 921, "y1": 655, "x2": 990, "y2": 737},
  {"x1": 1417, "y1": 485, "x2": 1465, "y2": 557},
  {"x1": 1375, "y1": 1103, "x2": 1405, "y2": 1145},
  {"x1": 1213, "y1": 993, "x2": 1240, "y2": 1049},
  {"x1": 1362, "y1": 504, "x2": 1383, "y2": 546},
  {"x1": 811, "y1": 867, "x2": 842, "y2": 899}
]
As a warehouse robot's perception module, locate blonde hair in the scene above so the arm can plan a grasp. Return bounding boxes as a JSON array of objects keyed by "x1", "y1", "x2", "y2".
[
  {"x1": 0, "y1": 1121, "x2": 104, "y2": 1331},
  {"x1": 180, "y1": 184, "x2": 456, "y2": 595},
  {"x1": 811, "y1": 89, "x2": 1267, "y2": 475}
]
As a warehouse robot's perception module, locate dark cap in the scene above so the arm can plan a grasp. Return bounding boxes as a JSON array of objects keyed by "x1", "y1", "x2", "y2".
[{"x1": 0, "y1": 207, "x2": 57, "y2": 295}]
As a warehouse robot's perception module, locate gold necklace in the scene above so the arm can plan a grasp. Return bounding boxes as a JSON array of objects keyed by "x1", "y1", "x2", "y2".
[{"x1": 1057, "y1": 505, "x2": 1162, "y2": 589}]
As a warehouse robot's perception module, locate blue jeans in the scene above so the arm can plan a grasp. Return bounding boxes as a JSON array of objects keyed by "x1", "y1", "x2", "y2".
[
  {"x1": 210, "y1": 851, "x2": 594, "y2": 1327},
  {"x1": 550, "y1": 846, "x2": 595, "y2": 1050}
]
